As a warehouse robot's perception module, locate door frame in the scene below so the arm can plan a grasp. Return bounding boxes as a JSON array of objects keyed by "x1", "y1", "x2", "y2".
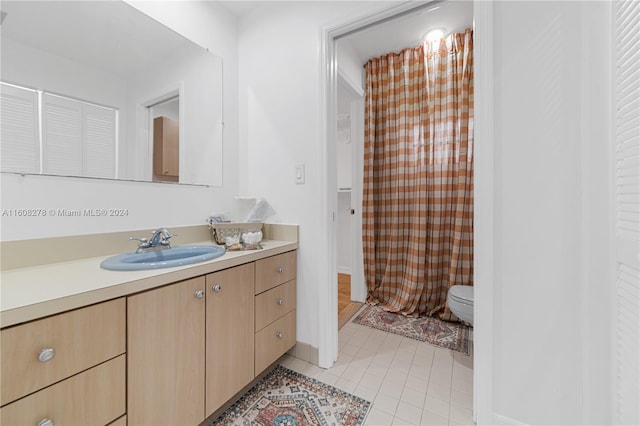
[
  {"x1": 336, "y1": 69, "x2": 366, "y2": 303},
  {"x1": 319, "y1": 0, "x2": 495, "y2": 423}
]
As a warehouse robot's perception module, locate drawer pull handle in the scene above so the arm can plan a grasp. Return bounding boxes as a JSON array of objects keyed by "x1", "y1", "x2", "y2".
[
  {"x1": 276, "y1": 332, "x2": 284, "y2": 339},
  {"x1": 38, "y1": 348, "x2": 55, "y2": 363},
  {"x1": 213, "y1": 284, "x2": 222, "y2": 293},
  {"x1": 277, "y1": 267, "x2": 284, "y2": 273},
  {"x1": 277, "y1": 298, "x2": 285, "y2": 305},
  {"x1": 38, "y1": 419, "x2": 54, "y2": 426},
  {"x1": 195, "y1": 290, "x2": 205, "y2": 299}
]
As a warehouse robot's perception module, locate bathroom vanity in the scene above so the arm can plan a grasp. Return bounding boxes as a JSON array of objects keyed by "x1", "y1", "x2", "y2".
[{"x1": 0, "y1": 225, "x2": 298, "y2": 426}]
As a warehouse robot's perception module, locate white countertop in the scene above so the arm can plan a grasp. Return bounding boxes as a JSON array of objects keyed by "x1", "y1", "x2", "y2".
[{"x1": 0, "y1": 240, "x2": 298, "y2": 328}]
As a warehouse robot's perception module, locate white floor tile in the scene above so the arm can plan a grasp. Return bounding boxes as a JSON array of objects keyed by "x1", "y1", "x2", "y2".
[
  {"x1": 450, "y1": 389, "x2": 473, "y2": 409},
  {"x1": 400, "y1": 386, "x2": 427, "y2": 409},
  {"x1": 420, "y1": 409, "x2": 449, "y2": 426},
  {"x1": 426, "y1": 383, "x2": 451, "y2": 402},
  {"x1": 379, "y1": 377, "x2": 406, "y2": 397},
  {"x1": 342, "y1": 342, "x2": 363, "y2": 356},
  {"x1": 354, "y1": 383, "x2": 380, "y2": 401},
  {"x1": 302, "y1": 364, "x2": 324, "y2": 379},
  {"x1": 374, "y1": 393, "x2": 399, "y2": 415},
  {"x1": 335, "y1": 376, "x2": 359, "y2": 393},
  {"x1": 423, "y1": 396, "x2": 450, "y2": 419},
  {"x1": 279, "y1": 318, "x2": 473, "y2": 426},
  {"x1": 365, "y1": 408, "x2": 395, "y2": 426},
  {"x1": 317, "y1": 371, "x2": 340, "y2": 386},
  {"x1": 449, "y1": 405, "x2": 474, "y2": 425},
  {"x1": 342, "y1": 365, "x2": 367, "y2": 383},
  {"x1": 404, "y1": 374, "x2": 429, "y2": 392},
  {"x1": 394, "y1": 401, "x2": 423, "y2": 425},
  {"x1": 360, "y1": 371, "x2": 385, "y2": 390}
]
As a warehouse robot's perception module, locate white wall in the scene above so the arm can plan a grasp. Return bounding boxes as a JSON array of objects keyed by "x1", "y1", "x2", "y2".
[
  {"x1": 1, "y1": 38, "x2": 129, "y2": 174},
  {"x1": 337, "y1": 38, "x2": 364, "y2": 92},
  {"x1": 0, "y1": 1, "x2": 239, "y2": 241},
  {"x1": 490, "y1": 1, "x2": 612, "y2": 424},
  {"x1": 230, "y1": 0, "x2": 611, "y2": 422},
  {"x1": 237, "y1": 1, "x2": 391, "y2": 351},
  {"x1": 125, "y1": 45, "x2": 223, "y2": 185}
]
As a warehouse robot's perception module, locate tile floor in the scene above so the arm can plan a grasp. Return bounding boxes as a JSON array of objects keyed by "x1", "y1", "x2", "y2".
[{"x1": 279, "y1": 314, "x2": 474, "y2": 426}]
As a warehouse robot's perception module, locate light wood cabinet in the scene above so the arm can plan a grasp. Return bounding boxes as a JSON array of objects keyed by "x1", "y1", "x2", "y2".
[
  {"x1": 255, "y1": 250, "x2": 297, "y2": 294},
  {"x1": 153, "y1": 116, "x2": 179, "y2": 182},
  {"x1": 254, "y1": 251, "x2": 297, "y2": 374},
  {"x1": 127, "y1": 276, "x2": 206, "y2": 426},
  {"x1": 0, "y1": 355, "x2": 126, "y2": 426},
  {"x1": 109, "y1": 415, "x2": 127, "y2": 426},
  {"x1": 206, "y1": 263, "x2": 255, "y2": 414},
  {"x1": 0, "y1": 298, "x2": 126, "y2": 426},
  {"x1": 255, "y1": 310, "x2": 296, "y2": 373},
  {"x1": 1, "y1": 298, "x2": 125, "y2": 406},
  {"x1": 255, "y1": 279, "x2": 296, "y2": 332}
]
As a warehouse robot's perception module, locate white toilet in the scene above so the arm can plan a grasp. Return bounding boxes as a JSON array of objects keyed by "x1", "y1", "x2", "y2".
[{"x1": 447, "y1": 285, "x2": 474, "y2": 326}]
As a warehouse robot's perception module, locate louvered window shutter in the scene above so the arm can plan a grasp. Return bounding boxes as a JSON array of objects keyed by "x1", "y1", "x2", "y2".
[
  {"x1": 613, "y1": 1, "x2": 639, "y2": 424},
  {"x1": 83, "y1": 103, "x2": 116, "y2": 178},
  {"x1": 41, "y1": 93, "x2": 116, "y2": 178},
  {"x1": 41, "y1": 93, "x2": 83, "y2": 176},
  {"x1": 0, "y1": 83, "x2": 39, "y2": 173}
]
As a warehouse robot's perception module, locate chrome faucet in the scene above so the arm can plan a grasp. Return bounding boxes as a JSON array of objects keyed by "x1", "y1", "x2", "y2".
[{"x1": 129, "y1": 228, "x2": 176, "y2": 253}]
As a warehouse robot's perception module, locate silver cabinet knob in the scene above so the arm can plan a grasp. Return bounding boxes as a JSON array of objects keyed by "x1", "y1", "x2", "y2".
[
  {"x1": 277, "y1": 267, "x2": 284, "y2": 273},
  {"x1": 276, "y1": 299, "x2": 284, "y2": 305},
  {"x1": 194, "y1": 290, "x2": 205, "y2": 299},
  {"x1": 38, "y1": 419, "x2": 54, "y2": 426},
  {"x1": 38, "y1": 348, "x2": 55, "y2": 362},
  {"x1": 213, "y1": 284, "x2": 222, "y2": 293},
  {"x1": 276, "y1": 332, "x2": 284, "y2": 339}
]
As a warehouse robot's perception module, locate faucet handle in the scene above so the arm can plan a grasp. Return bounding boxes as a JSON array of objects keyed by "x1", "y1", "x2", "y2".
[
  {"x1": 129, "y1": 236, "x2": 150, "y2": 247},
  {"x1": 160, "y1": 232, "x2": 177, "y2": 246}
]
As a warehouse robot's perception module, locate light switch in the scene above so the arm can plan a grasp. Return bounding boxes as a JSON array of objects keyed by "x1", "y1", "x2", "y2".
[{"x1": 295, "y1": 164, "x2": 305, "y2": 184}]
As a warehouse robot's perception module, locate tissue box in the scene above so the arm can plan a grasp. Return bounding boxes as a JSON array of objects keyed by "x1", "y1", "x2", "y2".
[{"x1": 209, "y1": 222, "x2": 263, "y2": 245}]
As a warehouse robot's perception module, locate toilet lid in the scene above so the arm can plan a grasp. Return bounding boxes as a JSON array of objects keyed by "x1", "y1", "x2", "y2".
[{"x1": 449, "y1": 285, "x2": 474, "y2": 303}]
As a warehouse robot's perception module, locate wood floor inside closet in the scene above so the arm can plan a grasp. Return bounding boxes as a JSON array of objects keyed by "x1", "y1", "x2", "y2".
[{"x1": 338, "y1": 273, "x2": 363, "y2": 329}]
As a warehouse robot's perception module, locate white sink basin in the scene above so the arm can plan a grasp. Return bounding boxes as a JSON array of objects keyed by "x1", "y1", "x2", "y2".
[{"x1": 100, "y1": 244, "x2": 225, "y2": 271}]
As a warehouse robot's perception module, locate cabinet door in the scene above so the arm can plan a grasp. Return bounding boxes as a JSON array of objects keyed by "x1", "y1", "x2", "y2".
[
  {"x1": 255, "y1": 251, "x2": 297, "y2": 294},
  {"x1": 127, "y1": 277, "x2": 205, "y2": 425},
  {"x1": 153, "y1": 116, "x2": 179, "y2": 182},
  {"x1": 206, "y1": 263, "x2": 255, "y2": 414},
  {"x1": 1, "y1": 298, "x2": 125, "y2": 405},
  {"x1": 0, "y1": 355, "x2": 125, "y2": 426}
]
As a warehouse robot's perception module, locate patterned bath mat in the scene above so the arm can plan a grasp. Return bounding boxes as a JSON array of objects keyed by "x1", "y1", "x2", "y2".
[
  {"x1": 352, "y1": 304, "x2": 471, "y2": 354},
  {"x1": 210, "y1": 365, "x2": 371, "y2": 425}
]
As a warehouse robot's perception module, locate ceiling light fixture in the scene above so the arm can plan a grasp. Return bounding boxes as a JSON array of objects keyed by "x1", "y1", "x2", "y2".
[{"x1": 423, "y1": 28, "x2": 446, "y2": 42}]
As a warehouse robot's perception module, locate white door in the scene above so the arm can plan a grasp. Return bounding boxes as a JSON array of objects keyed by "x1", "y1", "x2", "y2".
[
  {"x1": 350, "y1": 96, "x2": 366, "y2": 303},
  {"x1": 612, "y1": 1, "x2": 639, "y2": 424}
]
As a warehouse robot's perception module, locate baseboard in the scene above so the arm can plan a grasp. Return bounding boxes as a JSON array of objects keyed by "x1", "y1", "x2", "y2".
[
  {"x1": 287, "y1": 341, "x2": 319, "y2": 366},
  {"x1": 493, "y1": 413, "x2": 529, "y2": 425},
  {"x1": 337, "y1": 266, "x2": 352, "y2": 275}
]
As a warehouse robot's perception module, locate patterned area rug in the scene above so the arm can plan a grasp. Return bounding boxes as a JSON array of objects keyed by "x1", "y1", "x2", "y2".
[
  {"x1": 211, "y1": 365, "x2": 371, "y2": 425},
  {"x1": 352, "y1": 304, "x2": 471, "y2": 354}
]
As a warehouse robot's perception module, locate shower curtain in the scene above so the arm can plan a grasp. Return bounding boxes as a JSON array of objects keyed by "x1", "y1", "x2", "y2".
[{"x1": 362, "y1": 28, "x2": 474, "y2": 320}]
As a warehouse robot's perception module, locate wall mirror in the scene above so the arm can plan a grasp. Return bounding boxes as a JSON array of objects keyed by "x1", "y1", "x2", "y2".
[{"x1": 0, "y1": 0, "x2": 223, "y2": 186}]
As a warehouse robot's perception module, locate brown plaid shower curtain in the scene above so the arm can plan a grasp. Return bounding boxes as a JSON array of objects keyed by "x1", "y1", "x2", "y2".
[{"x1": 362, "y1": 29, "x2": 474, "y2": 320}]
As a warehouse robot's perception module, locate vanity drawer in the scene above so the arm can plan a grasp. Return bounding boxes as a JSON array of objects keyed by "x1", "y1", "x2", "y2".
[
  {"x1": 0, "y1": 298, "x2": 126, "y2": 405},
  {"x1": 0, "y1": 354, "x2": 126, "y2": 426},
  {"x1": 255, "y1": 310, "x2": 296, "y2": 374},
  {"x1": 255, "y1": 251, "x2": 297, "y2": 294},
  {"x1": 255, "y1": 280, "x2": 296, "y2": 331}
]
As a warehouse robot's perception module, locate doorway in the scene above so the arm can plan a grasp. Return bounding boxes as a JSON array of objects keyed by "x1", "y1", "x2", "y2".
[
  {"x1": 330, "y1": 0, "x2": 473, "y2": 327},
  {"x1": 336, "y1": 72, "x2": 365, "y2": 328},
  {"x1": 321, "y1": 0, "x2": 489, "y2": 422}
]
